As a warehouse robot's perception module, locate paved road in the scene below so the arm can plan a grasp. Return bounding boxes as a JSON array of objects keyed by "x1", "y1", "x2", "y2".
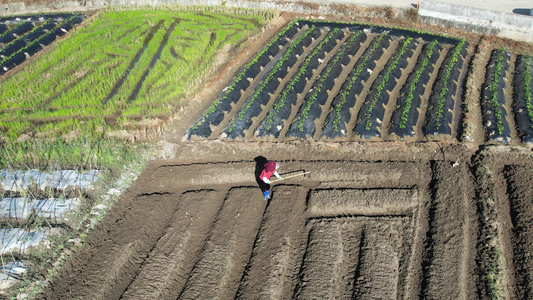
[{"x1": 310, "y1": 0, "x2": 533, "y2": 15}]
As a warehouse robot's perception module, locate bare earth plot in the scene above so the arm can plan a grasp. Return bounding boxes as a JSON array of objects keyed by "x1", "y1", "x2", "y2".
[
  {"x1": 37, "y1": 141, "x2": 533, "y2": 299},
  {"x1": 31, "y1": 13, "x2": 533, "y2": 300}
]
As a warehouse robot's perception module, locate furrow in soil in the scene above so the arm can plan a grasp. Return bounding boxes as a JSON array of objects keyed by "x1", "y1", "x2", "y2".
[
  {"x1": 236, "y1": 185, "x2": 308, "y2": 299},
  {"x1": 295, "y1": 218, "x2": 363, "y2": 299},
  {"x1": 504, "y1": 165, "x2": 533, "y2": 299},
  {"x1": 420, "y1": 161, "x2": 466, "y2": 299},
  {"x1": 120, "y1": 190, "x2": 224, "y2": 299},
  {"x1": 177, "y1": 187, "x2": 265, "y2": 299},
  {"x1": 39, "y1": 192, "x2": 181, "y2": 299}
]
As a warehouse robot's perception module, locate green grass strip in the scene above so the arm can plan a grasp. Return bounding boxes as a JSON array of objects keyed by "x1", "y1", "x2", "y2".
[
  {"x1": 227, "y1": 24, "x2": 316, "y2": 133},
  {"x1": 297, "y1": 31, "x2": 361, "y2": 132},
  {"x1": 399, "y1": 39, "x2": 438, "y2": 129},
  {"x1": 364, "y1": 37, "x2": 412, "y2": 131},
  {"x1": 332, "y1": 33, "x2": 385, "y2": 132},
  {"x1": 191, "y1": 20, "x2": 298, "y2": 130},
  {"x1": 264, "y1": 27, "x2": 339, "y2": 130},
  {"x1": 435, "y1": 39, "x2": 465, "y2": 129}
]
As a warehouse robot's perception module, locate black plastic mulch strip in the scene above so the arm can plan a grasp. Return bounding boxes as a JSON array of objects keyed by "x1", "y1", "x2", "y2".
[
  {"x1": 480, "y1": 49, "x2": 511, "y2": 143},
  {"x1": 186, "y1": 22, "x2": 302, "y2": 139},
  {"x1": 423, "y1": 42, "x2": 469, "y2": 136},
  {"x1": 512, "y1": 55, "x2": 533, "y2": 143},
  {"x1": 322, "y1": 35, "x2": 392, "y2": 139},
  {"x1": 388, "y1": 42, "x2": 443, "y2": 138},
  {"x1": 0, "y1": 21, "x2": 57, "y2": 58},
  {"x1": 285, "y1": 32, "x2": 368, "y2": 139},
  {"x1": 0, "y1": 15, "x2": 85, "y2": 75},
  {"x1": 0, "y1": 23, "x2": 7, "y2": 35},
  {"x1": 256, "y1": 29, "x2": 346, "y2": 138},
  {"x1": 353, "y1": 39, "x2": 418, "y2": 140},
  {"x1": 297, "y1": 19, "x2": 462, "y2": 46},
  {"x1": 0, "y1": 21, "x2": 34, "y2": 45},
  {"x1": 223, "y1": 27, "x2": 323, "y2": 139}
]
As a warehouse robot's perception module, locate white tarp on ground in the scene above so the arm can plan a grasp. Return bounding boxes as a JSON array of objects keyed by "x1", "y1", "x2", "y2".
[
  {"x1": 0, "y1": 228, "x2": 54, "y2": 255},
  {"x1": 0, "y1": 169, "x2": 99, "y2": 192},
  {"x1": 0, "y1": 261, "x2": 26, "y2": 291},
  {"x1": 0, "y1": 197, "x2": 81, "y2": 223}
]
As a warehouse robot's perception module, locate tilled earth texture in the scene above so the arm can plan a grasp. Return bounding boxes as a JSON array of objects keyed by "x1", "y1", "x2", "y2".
[{"x1": 34, "y1": 11, "x2": 533, "y2": 300}]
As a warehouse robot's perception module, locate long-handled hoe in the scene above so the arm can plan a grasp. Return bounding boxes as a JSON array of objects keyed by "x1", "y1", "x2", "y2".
[{"x1": 271, "y1": 169, "x2": 310, "y2": 183}]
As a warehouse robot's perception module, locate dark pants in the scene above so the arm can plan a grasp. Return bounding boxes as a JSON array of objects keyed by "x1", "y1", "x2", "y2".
[{"x1": 254, "y1": 156, "x2": 270, "y2": 193}]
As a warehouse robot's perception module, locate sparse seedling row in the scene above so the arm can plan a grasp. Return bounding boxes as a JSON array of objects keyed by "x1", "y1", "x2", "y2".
[
  {"x1": 364, "y1": 37, "x2": 413, "y2": 131},
  {"x1": 481, "y1": 48, "x2": 511, "y2": 143},
  {"x1": 263, "y1": 27, "x2": 339, "y2": 130},
  {"x1": 434, "y1": 39, "x2": 465, "y2": 129},
  {"x1": 226, "y1": 25, "x2": 316, "y2": 133},
  {"x1": 297, "y1": 31, "x2": 362, "y2": 132},
  {"x1": 488, "y1": 49, "x2": 505, "y2": 135},
  {"x1": 525, "y1": 55, "x2": 533, "y2": 124},
  {"x1": 398, "y1": 39, "x2": 438, "y2": 129},
  {"x1": 331, "y1": 33, "x2": 386, "y2": 132}
]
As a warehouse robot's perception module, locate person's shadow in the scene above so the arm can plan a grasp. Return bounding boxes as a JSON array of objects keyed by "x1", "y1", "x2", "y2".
[
  {"x1": 254, "y1": 156, "x2": 268, "y2": 186},
  {"x1": 512, "y1": 8, "x2": 533, "y2": 16}
]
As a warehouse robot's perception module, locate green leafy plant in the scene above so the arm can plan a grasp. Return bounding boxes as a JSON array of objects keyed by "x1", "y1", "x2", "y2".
[
  {"x1": 486, "y1": 48, "x2": 506, "y2": 135},
  {"x1": 434, "y1": 39, "x2": 465, "y2": 129}
]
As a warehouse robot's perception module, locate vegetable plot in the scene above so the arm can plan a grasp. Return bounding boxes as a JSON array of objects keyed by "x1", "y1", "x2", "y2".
[
  {"x1": 513, "y1": 55, "x2": 533, "y2": 143},
  {"x1": 187, "y1": 20, "x2": 476, "y2": 143},
  {"x1": 481, "y1": 49, "x2": 512, "y2": 143},
  {"x1": 0, "y1": 14, "x2": 84, "y2": 75}
]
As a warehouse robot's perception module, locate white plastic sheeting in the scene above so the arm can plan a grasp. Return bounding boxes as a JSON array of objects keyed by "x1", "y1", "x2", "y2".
[
  {"x1": 0, "y1": 169, "x2": 99, "y2": 192},
  {"x1": 0, "y1": 228, "x2": 56, "y2": 255},
  {"x1": 0, "y1": 197, "x2": 81, "y2": 223},
  {"x1": 0, "y1": 261, "x2": 26, "y2": 291}
]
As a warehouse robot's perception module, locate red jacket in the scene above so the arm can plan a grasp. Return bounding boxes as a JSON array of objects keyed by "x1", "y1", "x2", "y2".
[{"x1": 260, "y1": 161, "x2": 278, "y2": 182}]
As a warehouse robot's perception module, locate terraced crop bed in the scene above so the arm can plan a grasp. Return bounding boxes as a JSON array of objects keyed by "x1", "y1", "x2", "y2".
[
  {"x1": 187, "y1": 20, "x2": 533, "y2": 144},
  {"x1": 0, "y1": 10, "x2": 268, "y2": 141},
  {"x1": 0, "y1": 14, "x2": 84, "y2": 75}
]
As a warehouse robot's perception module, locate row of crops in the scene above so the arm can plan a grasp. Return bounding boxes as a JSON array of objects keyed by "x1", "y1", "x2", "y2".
[
  {"x1": 0, "y1": 14, "x2": 84, "y2": 75},
  {"x1": 187, "y1": 20, "x2": 533, "y2": 144},
  {"x1": 0, "y1": 9, "x2": 269, "y2": 141}
]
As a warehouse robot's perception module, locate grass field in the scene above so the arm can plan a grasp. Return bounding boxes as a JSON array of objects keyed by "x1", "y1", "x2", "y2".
[{"x1": 0, "y1": 7, "x2": 273, "y2": 169}]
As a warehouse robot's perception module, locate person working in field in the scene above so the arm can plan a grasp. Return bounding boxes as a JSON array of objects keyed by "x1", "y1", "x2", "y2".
[{"x1": 254, "y1": 156, "x2": 283, "y2": 200}]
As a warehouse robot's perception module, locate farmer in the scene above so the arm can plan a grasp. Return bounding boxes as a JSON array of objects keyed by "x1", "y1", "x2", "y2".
[{"x1": 254, "y1": 156, "x2": 283, "y2": 200}]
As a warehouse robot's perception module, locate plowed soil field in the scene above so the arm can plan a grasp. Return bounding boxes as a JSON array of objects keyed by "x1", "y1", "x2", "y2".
[
  {"x1": 36, "y1": 141, "x2": 533, "y2": 299},
  {"x1": 33, "y1": 11, "x2": 533, "y2": 300}
]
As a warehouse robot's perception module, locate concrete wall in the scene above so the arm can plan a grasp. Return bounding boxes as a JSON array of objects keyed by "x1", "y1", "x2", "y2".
[{"x1": 419, "y1": 0, "x2": 533, "y2": 43}]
